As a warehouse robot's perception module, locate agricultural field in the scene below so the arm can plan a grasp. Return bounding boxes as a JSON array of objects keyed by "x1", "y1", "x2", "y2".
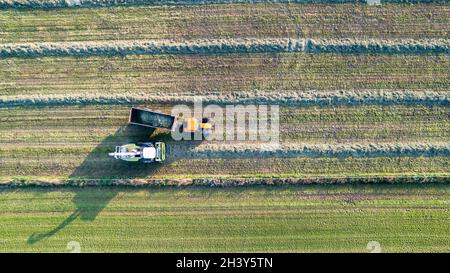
[
  {"x1": 0, "y1": 0, "x2": 449, "y2": 253},
  {"x1": 0, "y1": 105, "x2": 449, "y2": 183},
  {"x1": 1, "y1": 185, "x2": 449, "y2": 252}
]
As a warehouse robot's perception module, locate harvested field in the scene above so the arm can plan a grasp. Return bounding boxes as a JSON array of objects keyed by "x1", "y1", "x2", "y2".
[
  {"x1": 2, "y1": 155, "x2": 448, "y2": 182},
  {"x1": 0, "y1": 1, "x2": 448, "y2": 253},
  {"x1": 1, "y1": 105, "x2": 449, "y2": 143}
]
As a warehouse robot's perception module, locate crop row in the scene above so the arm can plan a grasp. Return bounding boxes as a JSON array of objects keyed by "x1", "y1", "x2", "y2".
[
  {"x1": 1, "y1": 0, "x2": 447, "y2": 9},
  {"x1": 1, "y1": 39, "x2": 448, "y2": 58},
  {"x1": 2, "y1": 4, "x2": 448, "y2": 43}
]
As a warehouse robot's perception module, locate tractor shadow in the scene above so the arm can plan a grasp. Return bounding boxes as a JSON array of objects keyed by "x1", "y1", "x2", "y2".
[{"x1": 27, "y1": 124, "x2": 170, "y2": 245}]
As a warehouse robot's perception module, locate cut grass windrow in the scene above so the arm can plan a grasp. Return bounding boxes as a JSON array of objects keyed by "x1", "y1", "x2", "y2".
[
  {"x1": 168, "y1": 142, "x2": 450, "y2": 158},
  {"x1": 2, "y1": 90, "x2": 449, "y2": 108},
  {"x1": 1, "y1": 39, "x2": 448, "y2": 58},
  {"x1": 2, "y1": 155, "x2": 448, "y2": 178},
  {"x1": 1, "y1": 105, "x2": 447, "y2": 143},
  {"x1": 2, "y1": 54, "x2": 447, "y2": 97},
  {"x1": 0, "y1": 0, "x2": 446, "y2": 9}
]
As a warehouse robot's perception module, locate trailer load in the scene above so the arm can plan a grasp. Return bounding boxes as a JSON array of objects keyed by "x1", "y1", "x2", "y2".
[{"x1": 129, "y1": 107, "x2": 175, "y2": 130}]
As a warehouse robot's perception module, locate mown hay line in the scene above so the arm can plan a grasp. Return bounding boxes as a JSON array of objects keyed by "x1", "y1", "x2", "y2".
[
  {"x1": 0, "y1": 39, "x2": 448, "y2": 58},
  {"x1": 0, "y1": 39, "x2": 303, "y2": 57},
  {"x1": 1, "y1": 90, "x2": 449, "y2": 108},
  {"x1": 0, "y1": 0, "x2": 446, "y2": 10},
  {"x1": 306, "y1": 39, "x2": 450, "y2": 54},
  {"x1": 168, "y1": 142, "x2": 450, "y2": 158}
]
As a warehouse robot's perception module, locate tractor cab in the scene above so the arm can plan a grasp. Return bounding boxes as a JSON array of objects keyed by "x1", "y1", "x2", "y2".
[{"x1": 181, "y1": 117, "x2": 213, "y2": 138}]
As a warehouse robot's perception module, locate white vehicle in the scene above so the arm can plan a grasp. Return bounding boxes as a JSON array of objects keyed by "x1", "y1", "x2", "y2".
[{"x1": 108, "y1": 142, "x2": 165, "y2": 163}]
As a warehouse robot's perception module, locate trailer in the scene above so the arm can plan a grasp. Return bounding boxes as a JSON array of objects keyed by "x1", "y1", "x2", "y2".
[
  {"x1": 129, "y1": 107, "x2": 176, "y2": 130},
  {"x1": 128, "y1": 107, "x2": 212, "y2": 135}
]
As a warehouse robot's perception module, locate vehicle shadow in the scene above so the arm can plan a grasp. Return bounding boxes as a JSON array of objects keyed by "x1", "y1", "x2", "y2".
[{"x1": 27, "y1": 124, "x2": 163, "y2": 244}]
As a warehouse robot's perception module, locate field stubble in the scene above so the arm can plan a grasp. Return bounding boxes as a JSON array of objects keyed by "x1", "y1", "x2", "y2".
[{"x1": 0, "y1": 105, "x2": 448, "y2": 182}]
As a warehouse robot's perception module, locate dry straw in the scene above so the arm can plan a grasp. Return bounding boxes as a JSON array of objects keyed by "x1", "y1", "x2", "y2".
[
  {"x1": 3, "y1": 176, "x2": 448, "y2": 187},
  {"x1": 0, "y1": 39, "x2": 448, "y2": 58}
]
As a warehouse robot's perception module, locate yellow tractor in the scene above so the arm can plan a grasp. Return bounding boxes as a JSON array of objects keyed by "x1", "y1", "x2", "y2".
[{"x1": 180, "y1": 117, "x2": 212, "y2": 137}]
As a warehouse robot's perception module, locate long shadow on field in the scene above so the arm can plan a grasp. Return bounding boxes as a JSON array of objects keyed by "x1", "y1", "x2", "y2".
[{"x1": 27, "y1": 124, "x2": 168, "y2": 244}]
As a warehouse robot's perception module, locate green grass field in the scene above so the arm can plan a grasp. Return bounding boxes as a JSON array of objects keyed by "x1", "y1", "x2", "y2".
[{"x1": 1, "y1": 184, "x2": 449, "y2": 252}]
